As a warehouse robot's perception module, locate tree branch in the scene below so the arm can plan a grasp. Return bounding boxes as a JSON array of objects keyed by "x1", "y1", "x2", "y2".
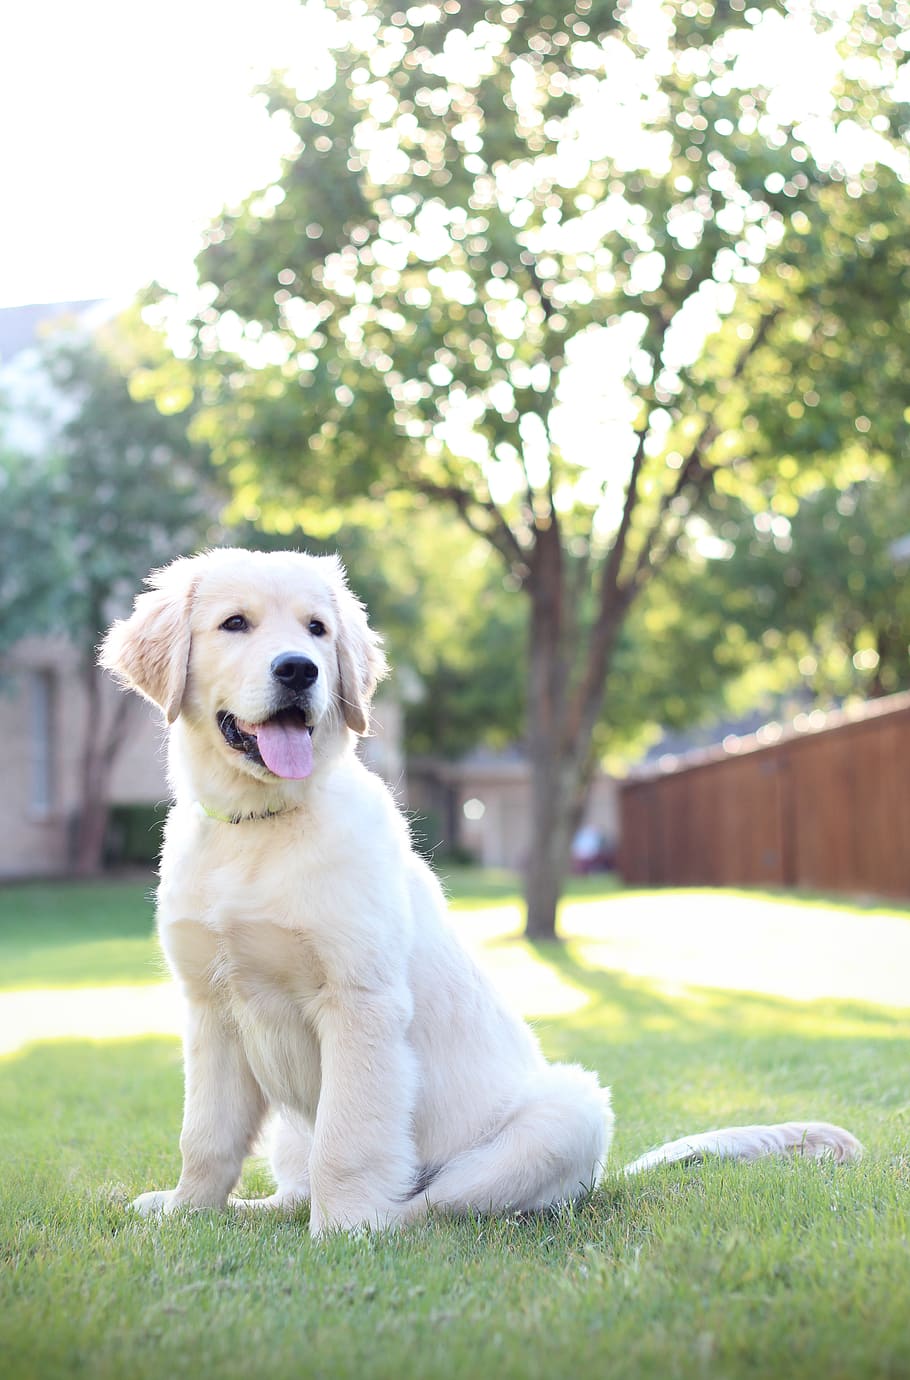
[
  {"x1": 600, "y1": 425, "x2": 649, "y2": 604},
  {"x1": 559, "y1": 425, "x2": 648, "y2": 744},
  {"x1": 103, "y1": 682, "x2": 133, "y2": 761},
  {"x1": 562, "y1": 305, "x2": 781, "y2": 751},
  {"x1": 411, "y1": 478, "x2": 528, "y2": 573},
  {"x1": 622, "y1": 306, "x2": 781, "y2": 601},
  {"x1": 525, "y1": 257, "x2": 557, "y2": 323}
]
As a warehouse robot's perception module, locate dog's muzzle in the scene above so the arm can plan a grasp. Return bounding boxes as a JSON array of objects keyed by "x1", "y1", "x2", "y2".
[{"x1": 217, "y1": 702, "x2": 315, "y2": 779}]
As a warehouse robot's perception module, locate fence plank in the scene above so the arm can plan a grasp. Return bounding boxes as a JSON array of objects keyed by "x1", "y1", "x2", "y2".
[{"x1": 618, "y1": 696, "x2": 910, "y2": 898}]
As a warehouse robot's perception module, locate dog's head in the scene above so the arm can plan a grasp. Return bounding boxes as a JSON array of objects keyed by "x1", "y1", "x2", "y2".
[{"x1": 100, "y1": 549, "x2": 387, "y2": 784}]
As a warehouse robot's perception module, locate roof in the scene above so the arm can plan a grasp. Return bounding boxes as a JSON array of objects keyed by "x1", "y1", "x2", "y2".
[
  {"x1": 0, "y1": 300, "x2": 104, "y2": 364},
  {"x1": 625, "y1": 689, "x2": 910, "y2": 782}
]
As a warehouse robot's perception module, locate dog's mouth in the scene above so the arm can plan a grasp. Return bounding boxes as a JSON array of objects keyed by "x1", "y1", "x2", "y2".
[{"x1": 217, "y1": 707, "x2": 315, "y2": 780}]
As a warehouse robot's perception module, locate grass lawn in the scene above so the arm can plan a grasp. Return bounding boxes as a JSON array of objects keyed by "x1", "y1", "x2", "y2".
[{"x1": 1, "y1": 869, "x2": 909, "y2": 1380}]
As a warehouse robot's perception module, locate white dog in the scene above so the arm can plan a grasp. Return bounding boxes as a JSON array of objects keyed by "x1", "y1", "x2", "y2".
[{"x1": 100, "y1": 548, "x2": 860, "y2": 1234}]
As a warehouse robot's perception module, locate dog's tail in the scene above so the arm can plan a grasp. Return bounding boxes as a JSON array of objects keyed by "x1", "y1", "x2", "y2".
[{"x1": 623, "y1": 1120, "x2": 862, "y2": 1175}]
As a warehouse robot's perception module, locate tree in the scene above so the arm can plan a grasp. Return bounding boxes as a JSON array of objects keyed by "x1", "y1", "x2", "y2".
[
  {"x1": 0, "y1": 308, "x2": 220, "y2": 873},
  {"x1": 334, "y1": 507, "x2": 529, "y2": 757},
  {"x1": 697, "y1": 475, "x2": 910, "y2": 705},
  {"x1": 169, "y1": 0, "x2": 910, "y2": 936}
]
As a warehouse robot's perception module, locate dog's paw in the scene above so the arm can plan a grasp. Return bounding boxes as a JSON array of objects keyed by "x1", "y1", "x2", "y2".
[
  {"x1": 130, "y1": 1189, "x2": 180, "y2": 1216},
  {"x1": 309, "y1": 1195, "x2": 422, "y2": 1238}
]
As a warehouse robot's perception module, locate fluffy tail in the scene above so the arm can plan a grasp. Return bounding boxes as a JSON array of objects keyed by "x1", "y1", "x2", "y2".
[{"x1": 623, "y1": 1120, "x2": 862, "y2": 1175}]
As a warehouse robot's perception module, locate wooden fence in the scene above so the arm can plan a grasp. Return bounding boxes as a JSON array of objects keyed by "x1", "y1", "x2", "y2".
[{"x1": 618, "y1": 691, "x2": 910, "y2": 898}]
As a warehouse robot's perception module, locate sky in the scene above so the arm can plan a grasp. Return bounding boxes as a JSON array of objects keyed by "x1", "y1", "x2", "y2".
[
  {"x1": 1, "y1": 0, "x2": 881, "y2": 314},
  {"x1": 5, "y1": 0, "x2": 894, "y2": 526},
  {"x1": 3, "y1": 0, "x2": 902, "y2": 515},
  {"x1": 0, "y1": 0, "x2": 327, "y2": 309}
]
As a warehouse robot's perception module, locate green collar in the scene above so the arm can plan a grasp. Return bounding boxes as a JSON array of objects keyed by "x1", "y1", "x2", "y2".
[{"x1": 196, "y1": 800, "x2": 296, "y2": 825}]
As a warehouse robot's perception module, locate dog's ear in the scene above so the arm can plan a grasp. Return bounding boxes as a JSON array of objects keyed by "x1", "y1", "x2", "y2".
[
  {"x1": 325, "y1": 558, "x2": 388, "y2": 735},
  {"x1": 99, "y1": 557, "x2": 200, "y2": 723}
]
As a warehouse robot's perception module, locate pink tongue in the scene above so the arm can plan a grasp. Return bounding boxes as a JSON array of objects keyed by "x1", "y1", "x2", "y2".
[{"x1": 253, "y1": 720, "x2": 314, "y2": 779}]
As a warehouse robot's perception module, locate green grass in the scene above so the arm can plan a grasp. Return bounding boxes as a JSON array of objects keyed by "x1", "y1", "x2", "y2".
[
  {"x1": 2, "y1": 872, "x2": 909, "y2": 1380},
  {"x1": 436, "y1": 864, "x2": 623, "y2": 908},
  {"x1": 0, "y1": 870, "x2": 617, "y2": 991},
  {"x1": 0, "y1": 879, "x2": 160, "y2": 989}
]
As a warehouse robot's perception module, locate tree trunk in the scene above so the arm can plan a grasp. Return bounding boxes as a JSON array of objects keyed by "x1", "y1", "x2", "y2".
[
  {"x1": 521, "y1": 522, "x2": 624, "y2": 939},
  {"x1": 522, "y1": 524, "x2": 578, "y2": 940},
  {"x1": 73, "y1": 791, "x2": 111, "y2": 877},
  {"x1": 524, "y1": 744, "x2": 579, "y2": 939},
  {"x1": 72, "y1": 663, "x2": 127, "y2": 876}
]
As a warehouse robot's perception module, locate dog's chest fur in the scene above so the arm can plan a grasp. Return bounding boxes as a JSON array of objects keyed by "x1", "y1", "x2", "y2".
[{"x1": 160, "y1": 887, "x2": 329, "y2": 1121}]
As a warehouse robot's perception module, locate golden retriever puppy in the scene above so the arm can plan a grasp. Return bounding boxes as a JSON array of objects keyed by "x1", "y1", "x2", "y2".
[{"x1": 101, "y1": 549, "x2": 860, "y2": 1234}]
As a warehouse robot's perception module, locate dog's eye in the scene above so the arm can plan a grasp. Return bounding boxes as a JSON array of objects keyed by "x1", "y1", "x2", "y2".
[
  {"x1": 220, "y1": 614, "x2": 249, "y2": 633},
  {"x1": 308, "y1": 619, "x2": 327, "y2": 638}
]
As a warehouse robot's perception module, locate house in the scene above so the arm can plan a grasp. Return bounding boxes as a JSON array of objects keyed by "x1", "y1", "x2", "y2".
[
  {"x1": 1, "y1": 301, "x2": 415, "y2": 879},
  {"x1": 408, "y1": 748, "x2": 619, "y2": 870},
  {"x1": 1, "y1": 633, "x2": 403, "y2": 880},
  {"x1": 1, "y1": 636, "x2": 169, "y2": 878},
  {"x1": 1, "y1": 300, "x2": 161, "y2": 878}
]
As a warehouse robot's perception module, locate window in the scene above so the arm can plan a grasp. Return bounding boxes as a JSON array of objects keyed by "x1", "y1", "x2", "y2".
[{"x1": 29, "y1": 669, "x2": 54, "y2": 818}]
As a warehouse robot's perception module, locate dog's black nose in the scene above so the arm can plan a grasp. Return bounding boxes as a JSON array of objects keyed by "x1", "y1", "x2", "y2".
[{"x1": 271, "y1": 654, "x2": 318, "y2": 692}]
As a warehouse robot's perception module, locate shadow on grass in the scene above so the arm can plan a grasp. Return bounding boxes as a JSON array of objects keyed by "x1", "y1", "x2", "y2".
[
  {"x1": 515, "y1": 938, "x2": 910, "y2": 1160},
  {"x1": 529, "y1": 937, "x2": 910, "y2": 1038},
  {"x1": 3, "y1": 935, "x2": 907, "y2": 1179},
  {"x1": 2, "y1": 871, "x2": 907, "y2": 1177}
]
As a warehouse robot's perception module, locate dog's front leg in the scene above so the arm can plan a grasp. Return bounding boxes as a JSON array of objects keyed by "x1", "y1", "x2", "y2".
[
  {"x1": 133, "y1": 999, "x2": 267, "y2": 1215},
  {"x1": 309, "y1": 989, "x2": 420, "y2": 1235}
]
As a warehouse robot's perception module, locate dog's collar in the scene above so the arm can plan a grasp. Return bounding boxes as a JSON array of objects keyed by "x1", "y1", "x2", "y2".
[{"x1": 195, "y1": 800, "x2": 297, "y2": 825}]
